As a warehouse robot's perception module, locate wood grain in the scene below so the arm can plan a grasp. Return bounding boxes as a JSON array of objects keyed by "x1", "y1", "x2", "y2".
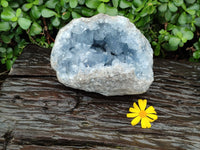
[
  {"x1": 0, "y1": 45, "x2": 200, "y2": 150},
  {"x1": 9, "y1": 44, "x2": 55, "y2": 76}
]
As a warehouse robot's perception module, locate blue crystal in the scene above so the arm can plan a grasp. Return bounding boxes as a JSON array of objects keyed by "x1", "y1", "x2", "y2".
[{"x1": 51, "y1": 14, "x2": 154, "y2": 96}]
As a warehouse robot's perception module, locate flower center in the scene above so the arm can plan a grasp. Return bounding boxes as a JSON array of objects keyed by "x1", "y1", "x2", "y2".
[{"x1": 139, "y1": 110, "x2": 147, "y2": 118}]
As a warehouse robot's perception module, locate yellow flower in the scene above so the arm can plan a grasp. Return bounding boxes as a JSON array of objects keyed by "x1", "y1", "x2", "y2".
[{"x1": 127, "y1": 99, "x2": 158, "y2": 128}]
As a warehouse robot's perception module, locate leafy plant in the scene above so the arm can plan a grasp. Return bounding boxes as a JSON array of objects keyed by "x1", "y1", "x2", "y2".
[
  {"x1": 0, "y1": 0, "x2": 199, "y2": 70},
  {"x1": 193, "y1": 38, "x2": 200, "y2": 60},
  {"x1": 153, "y1": 0, "x2": 200, "y2": 59}
]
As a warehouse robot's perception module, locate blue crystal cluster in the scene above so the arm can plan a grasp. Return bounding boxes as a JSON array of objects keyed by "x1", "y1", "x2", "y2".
[{"x1": 51, "y1": 14, "x2": 154, "y2": 96}]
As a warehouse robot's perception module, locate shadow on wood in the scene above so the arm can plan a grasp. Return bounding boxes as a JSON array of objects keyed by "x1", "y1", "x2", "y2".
[{"x1": 0, "y1": 44, "x2": 200, "y2": 150}]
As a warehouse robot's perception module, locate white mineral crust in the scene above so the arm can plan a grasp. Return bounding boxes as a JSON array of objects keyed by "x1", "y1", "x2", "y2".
[{"x1": 51, "y1": 14, "x2": 154, "y2": 96}]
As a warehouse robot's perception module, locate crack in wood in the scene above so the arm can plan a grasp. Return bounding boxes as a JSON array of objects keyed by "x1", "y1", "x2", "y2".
[
  {"x1": 3, "y1": 130, "x2": 13, "y2": 150},
  {"x1": 14, "y1": 138, "x2": 120, "y2": 148}
]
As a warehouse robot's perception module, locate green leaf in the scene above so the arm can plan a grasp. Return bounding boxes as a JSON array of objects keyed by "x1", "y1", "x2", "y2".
[
  {"x1": 45, "y1": 0, "x2": 58, "y2": 9},
  {"x1": 0, "y1": 22, "x2": 10, "y2": 31},
  {"x1": 15, "y1": 35, "x2": 20, "y2": 43},
  {"x1": 154, "y1": 44, "x2": 160, "y2": 56},
  {"x1": 147, "y1": 5, "x2": 155, "y2": 15},
  {"x1": 186, "y1": 9, "x2": 195, "y2": 15},
  {"x1": 182, "y1": 30, "x2": 194, "y2": 40},
  {"x1": 16, "y1": 8, "x2": 22, "y2": 17},
  {"x1": 9, "y1": 2, "x2": 19, "y2": 8},
  {"x1": 170, "y1": 13, "x2": 179, "y2": 24},
  {"x1": 18, "y1": 18, "x2": 32, "y2": 30},
  {"x1": 72, "y1": 11, "x2": 81, "y2": 18},
  {"x1": 1, "y1": 0, "x2": 8, "y2": 7},
  {"x1": 194, "y1": 18, "x2": 200, "y2": 27},
  {"x1": 167, "y1": 24, "x2": 175, "y2": 30},
  {"x1": 165, "y1": 10, "x2": 172, "y2": 21},
  {"x1": 41, "y1": 8, "x2": 56, "y2": 18},
  {"x1": 181, "y1": 3, "x2": 186, "y2": 10},
  {"x1": 181, "y1": 37, "x2": 187, "y2": 43},
  {"x1": 6, "y1": 59, "x2": 13, "y2": 70},
  {"x1": 31, "y1": 6, "x2": 41, "y2": 19},
  {"x1": 168, "y1": 2, "x2": 177, "y2": 12},
  {"x1": 169, "y1": 36, "x2": 181, "y2": 47},
  {"x1": 82, "y1": 7, "x2": 94, "y2": 16},
  {"x1": 100, "y1": 0, "x2": 109, "y2": 2},
  {"x1": 11, "y1": 17, "x2": 17, "y2": 22},
  {"x1": 11, "y1": 22, "x2": 17, "y2": 28},
  {"x1": 194, "y1": 41, "x2": 200, "y2": 50},
  {"x1": 172, "y1": 27, "x2": 180, "y2": 36},
  {"x1": 1, "y1": 7, "x2": 15, "y2": 21},
  {"x1": 185, "y1": 0, "x2": 196, "y2": 4},
  {"x1": 179, "y1": 41, "x2": 184, "y2": 47},
  {"x1": 178, "y1": 12, "x2": 187, "y2": 25},
  {"x1": 191, "y1": 26, "x2": 197, "y2": 32},
  {"x1": 139, "y1": 8, "x2": 148, "y2": 17},
  {"x1": 33, "y1": 0, "x2": 40, "y2": 5},
  {"x1": 133, "y1": 0, "x2": 142, "y2": 7},
  {"x1": 86, "y1": 0, "x2": 101, "y2": 9},
  {"x1": 22, "y1": 3, "x2": 33, "y2": 11},
  {"x1": 119, "y1": 0, "x2": 132, "y2": 9},
  {"x1": 97, "y1": 3, "x2": 106, "y2": 13},
  {"x1": 69, "y1": 0, "x2": 78, "y2": 8},
  {"x1": 52, "y1": 17, "x2": 60, "y2": 27},
  {"x1": 159, "y1": 0, "x2": 168, "y2": 2},
  {"x1": 6, "y1": 47, "x2": 13, "y2": 59},
  {"x1": 164, "y1": 35, "x2": 170, "y2": 41},
  {"x1": 16, "y1": 27, "x2": 23, "y2": 35},
  {"x1": 187, "y1": 3, "x2": 199, "y2": 11},
  {"x1": 173, "y1": 0, "x2": 183, "y2": 7},
  {"x1": 136, "y1": 15, "x2": 150, "y2": 27},
  {"x1": 13, "y1": 46, "x2": 20, "y2": 56},
  {"x1": 193, "y1": 50, "x2": 200, "y2": 59},
  {"x1": 162, "y1": 43, "x2": 178, "y2": 51},
  {"x1": 1, "y1": 34, "x2": 11, "y2": 43},
  {"x1": 158, "y1": 3, "x2": 167, "y2": 12},
  {"x1": 39, "y1": 0, "x2": 44, "y2": 5},
  {"x1": 78, "y1": 0, "x2": 85, "y2": 5},
  {"x1": 30, "y1": 22, "x2": 42, "y2": 36},
  {"x1": 1, "y1": 58, "x2": 6, "y2": 64},
  {"x1": 13, "y1": 56, "x2": 17, "y2": 63},
  {"x1": 176, "y1": 31, "x2": 182, "y2": 39},
  {"x1": 0, "y1": 47, "x2": 6, "y2": 57},
  {"x1": 112, "y1": 0, "x2": 119, "y2": 8},
  {"x1": 62, "y1": 11, "x2": 71, "y2": 20},
  {"x1": 105, "y1": 6, "x2": 118, "y2": 16}
]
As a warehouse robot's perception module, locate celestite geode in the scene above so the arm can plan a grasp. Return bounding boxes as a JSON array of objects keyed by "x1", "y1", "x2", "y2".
[{"x1": 51, "y1": 14, "x2": 154, "y2": 96}]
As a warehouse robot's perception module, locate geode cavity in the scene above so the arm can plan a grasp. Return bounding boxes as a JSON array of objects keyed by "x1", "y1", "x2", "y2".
[{"x1": 51, "y1": 14, "x2": 154, "y2": 96}]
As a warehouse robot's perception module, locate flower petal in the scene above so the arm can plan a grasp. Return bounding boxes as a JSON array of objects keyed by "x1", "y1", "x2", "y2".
[
  {"x1": 146, "y1": 106, "x2": 157, "y2": 114},
  {"x1": 147, "y1": 114, "x2": 158, "y2": 121},
  {"x1": 146, "y1": 117, "x2": 155, "y2": 123},
  {"x1": 133, "y1": 102, "x2": 140, "y2": 111},
  {"x1": 138, "y1": 99, "x2": 147, "y2": 111},
  {"x1": 129, "y1": 107, "x2": 140, "y2": 113},
  {"x1": 141, "y1": 117, "x2": 151, "y2": 128},
  {"x1": 127, "y1": 113, "x2": 139, "y2": 118},
  {"x1": 131, "y1": 116, "x2": 141, "y2": 126}
]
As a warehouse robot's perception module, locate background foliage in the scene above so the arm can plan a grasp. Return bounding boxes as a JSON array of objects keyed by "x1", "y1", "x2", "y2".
[{"x1": 0, "y1": 0, "x2": 200, "y2": 70}]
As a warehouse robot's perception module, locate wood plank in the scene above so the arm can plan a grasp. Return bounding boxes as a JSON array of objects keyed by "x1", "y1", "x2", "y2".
[
  {"x1": 7, "y1": 145, "x2": 121, "y2": 150},
  {"x1": 0, "y1": 44, "x2": 200, "y2": 149},
  {"x1": 9, "y1": 44, "x2": 55, "y2": 76}
]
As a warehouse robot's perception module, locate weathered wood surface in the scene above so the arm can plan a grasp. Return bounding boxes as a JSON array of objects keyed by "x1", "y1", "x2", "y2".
[{"x1": 0, "y1": 44, "x2": 200, "y2": 150}]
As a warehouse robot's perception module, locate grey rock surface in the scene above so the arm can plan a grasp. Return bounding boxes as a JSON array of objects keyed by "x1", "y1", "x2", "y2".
[{"x1": 51, "y1": 14, "x2": 154, "y2": 96}]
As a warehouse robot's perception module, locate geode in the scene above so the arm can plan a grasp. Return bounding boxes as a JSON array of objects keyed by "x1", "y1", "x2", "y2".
[{"x1": 51, "y1": 14, "x2": 154, "y2": 96}]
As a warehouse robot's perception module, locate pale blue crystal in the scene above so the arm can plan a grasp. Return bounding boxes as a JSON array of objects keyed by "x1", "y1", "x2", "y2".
[{"x1": 51, "y1": 14, "x2": 154, "y2": 96}]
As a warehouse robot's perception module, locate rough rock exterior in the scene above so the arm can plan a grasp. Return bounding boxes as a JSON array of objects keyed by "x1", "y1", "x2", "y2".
[{"x1": 51, "y1": 14, "x2": 154, "y2": 96}]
